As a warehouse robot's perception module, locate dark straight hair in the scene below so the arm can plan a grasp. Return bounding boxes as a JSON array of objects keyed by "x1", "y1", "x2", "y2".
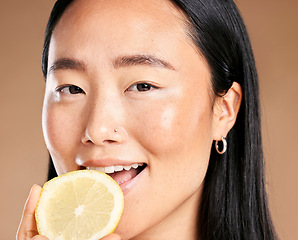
[{"x1": 43, "y1": 0, "x2": 277, "y2": 239}]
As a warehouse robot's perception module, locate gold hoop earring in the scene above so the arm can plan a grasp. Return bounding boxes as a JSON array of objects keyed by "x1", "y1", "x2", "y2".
[{"x1": 215, "y1": 136, "x2": 227, "y2": 154}]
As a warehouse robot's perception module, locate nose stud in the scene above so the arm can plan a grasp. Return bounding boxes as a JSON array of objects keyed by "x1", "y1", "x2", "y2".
[{"x1": 82, "y1": 127, "x2": 127, "y2": 145}]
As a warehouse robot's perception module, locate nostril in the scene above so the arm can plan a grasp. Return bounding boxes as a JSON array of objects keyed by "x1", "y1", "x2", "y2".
[
  {"x1": 103, "y1": 139, "x2": 118, "y2": 144},
  {"x1": 84, "y1": 139, "x2": 93, "y2": 144},
  {"x1": 79, "y1": 165, "x2": 86, "y2": 170}
]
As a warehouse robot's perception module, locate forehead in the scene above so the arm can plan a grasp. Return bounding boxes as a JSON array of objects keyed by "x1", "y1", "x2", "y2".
[
  {"x1": 52, "y1": 0, "x2": 188, "y2": 50},
  {"x1": 49, "y1": 0, "x2": 208, "y2": 77},
  {"x1": 60, "y1": 0, "x2": 184, "y2": 26}
]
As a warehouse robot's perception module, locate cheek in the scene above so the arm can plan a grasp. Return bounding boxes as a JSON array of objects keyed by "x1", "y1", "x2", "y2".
[
  {"x1": 42, "y1": 102, "x2": 84, "y2": 173},
  {"x1": 134, "y1": 91, "x2": 214, "y2": 158},
  {"x1": 141, "y1": 97, "x2": 213, "y2": 182}
]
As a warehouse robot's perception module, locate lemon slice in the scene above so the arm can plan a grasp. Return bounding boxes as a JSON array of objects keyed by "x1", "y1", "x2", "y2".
[{"x1": 35, "y1": 170, "x2": 124, "y2": 240}]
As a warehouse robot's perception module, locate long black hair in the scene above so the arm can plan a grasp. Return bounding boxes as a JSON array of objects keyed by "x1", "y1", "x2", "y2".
[{"x1": 43, "y1": 0, "x2": 277, "y2": 239}]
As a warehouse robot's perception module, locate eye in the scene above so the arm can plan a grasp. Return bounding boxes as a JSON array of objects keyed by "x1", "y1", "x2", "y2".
[
  {"x1": 127, "y1": 83, "x2": 158, "y2": 92},
  {"x1": 56, "y1": 85, "x2": 85, "y2": 94}
]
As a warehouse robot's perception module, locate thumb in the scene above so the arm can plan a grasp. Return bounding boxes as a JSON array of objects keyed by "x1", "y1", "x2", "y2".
[
  {"x1": 100, "y1": 233, "x2": 121, "y2": 240},
  {"x1": 17, "y1": 184, "x2": 42, "y2": 240},
  {"x1": 31, "y1": 236, "x2": 49, "y2": 240}
]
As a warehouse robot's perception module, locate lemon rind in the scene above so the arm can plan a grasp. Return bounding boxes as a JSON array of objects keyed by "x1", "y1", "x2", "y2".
[{"x1": 35, "y1": 170, "x2": 124, "y2": 240}]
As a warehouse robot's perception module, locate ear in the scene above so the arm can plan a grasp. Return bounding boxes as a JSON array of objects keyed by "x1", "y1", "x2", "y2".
[{"x1": 212, "y1": 82, "x2": 242, "y2": 141}]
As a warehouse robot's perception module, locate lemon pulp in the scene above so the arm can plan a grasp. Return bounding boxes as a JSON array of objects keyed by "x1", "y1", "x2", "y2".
[{"x1": 35, "y1": 170, "x2": 124, "y2": 240}]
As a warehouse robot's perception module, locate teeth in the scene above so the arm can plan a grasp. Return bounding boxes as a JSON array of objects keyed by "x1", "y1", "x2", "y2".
[
  {"x1": 105, "y1": 166, "x2": 114, "y2": 174},
  {"x1": 86, "y1": 163, "x2": 144, "y2": 174},
  {"x1": 131, "y1": 163, "x2": 138, "y2": 169},
  {"x1": 123, "y1": 165, "x2": 132, "y2": 171},
  {"x1": 114, "y1": 165, "x2": 124, "y2": 172},
  {"x1": 87, "y1": 166, "x2": 105, "y2": 172}
]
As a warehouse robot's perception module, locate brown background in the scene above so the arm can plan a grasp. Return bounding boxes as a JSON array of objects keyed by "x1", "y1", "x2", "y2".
[{"x1": 1, "y1": 0, "x2": 297, "y2": 239}]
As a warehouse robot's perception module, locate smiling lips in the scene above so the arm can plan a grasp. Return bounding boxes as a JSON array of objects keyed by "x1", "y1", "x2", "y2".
[{"x1": 86, "y1": 163, "x2": 146, "y2": 186}]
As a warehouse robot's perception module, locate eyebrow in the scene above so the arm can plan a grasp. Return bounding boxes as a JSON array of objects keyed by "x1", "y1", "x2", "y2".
[
  {"x1": 113, "y1": 54, "x2": 176, "y2": 70},
  {"x1": 48, "y1": 54, "x2": 175, "y2": 75},
  {"x1": 48, "y1": 58, "x2": 86, "y2": 74}
]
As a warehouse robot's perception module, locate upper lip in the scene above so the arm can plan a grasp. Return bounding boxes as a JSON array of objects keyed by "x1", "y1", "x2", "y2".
[{"x1": 79, "y1": 158, "x2": 145, "y2": 168}]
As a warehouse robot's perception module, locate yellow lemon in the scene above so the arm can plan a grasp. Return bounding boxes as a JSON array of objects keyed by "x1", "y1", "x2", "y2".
[{"x1": 35, "y1": 170, "x2": 124, "y2": 240}]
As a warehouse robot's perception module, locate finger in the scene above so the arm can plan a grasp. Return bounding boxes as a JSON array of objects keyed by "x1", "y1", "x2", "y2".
[
  {"x1": 100, "y1": 233, "x2": 121, "y2": 240},
  {"x1": 17, "y1": 184, "x2": 42, "y2": 240},
  {"x1": 31, "y1": 236, "x2": 49, "y2": 240}
]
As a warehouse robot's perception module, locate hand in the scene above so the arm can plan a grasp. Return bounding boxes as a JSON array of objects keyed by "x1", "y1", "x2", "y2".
[
  {"x1": 100, "y1": 233, "x2": 121, "y2": 240},
  {"x1": 17, "y1": 185, "x2": 121, "y2": 240},
  {"x1": 16, "y1": 184, "x2": 48, "y2": 240}
]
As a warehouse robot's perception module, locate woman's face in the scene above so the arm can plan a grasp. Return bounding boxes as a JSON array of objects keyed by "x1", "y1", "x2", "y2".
[{"x1": 43, "y1": 0, "x2": 220, "y2": 238}]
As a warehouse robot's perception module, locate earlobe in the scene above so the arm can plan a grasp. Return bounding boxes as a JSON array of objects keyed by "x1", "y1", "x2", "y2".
[{"x1": 213, "y1": 82, "x2": 242, "y2": 140}]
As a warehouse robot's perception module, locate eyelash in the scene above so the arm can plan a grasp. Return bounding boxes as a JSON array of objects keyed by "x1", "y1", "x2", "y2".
[
  {"x1": 127, "y1": 82, "x2": 158, "y2": 92},
  {"x1": 55, "y1": 82, "x2": 158, "y2": 95},
  {"x1": 56, "y1": 85, "x2": 85, "y2": 94}
]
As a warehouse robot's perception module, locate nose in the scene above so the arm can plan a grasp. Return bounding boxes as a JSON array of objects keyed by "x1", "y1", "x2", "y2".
[{"x1": 81, "y1": 94, "x2": 128, "y2": 146}]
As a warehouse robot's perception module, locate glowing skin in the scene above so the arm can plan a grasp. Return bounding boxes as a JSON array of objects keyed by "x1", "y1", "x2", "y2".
[{"x1": 42, "y1": 0, "x2": 241, "y2": 239}]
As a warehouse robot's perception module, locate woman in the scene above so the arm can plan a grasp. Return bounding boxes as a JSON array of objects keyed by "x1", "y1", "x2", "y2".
[{"x1": 17, "y1": 0, "x2": 277, "y2": 239}]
